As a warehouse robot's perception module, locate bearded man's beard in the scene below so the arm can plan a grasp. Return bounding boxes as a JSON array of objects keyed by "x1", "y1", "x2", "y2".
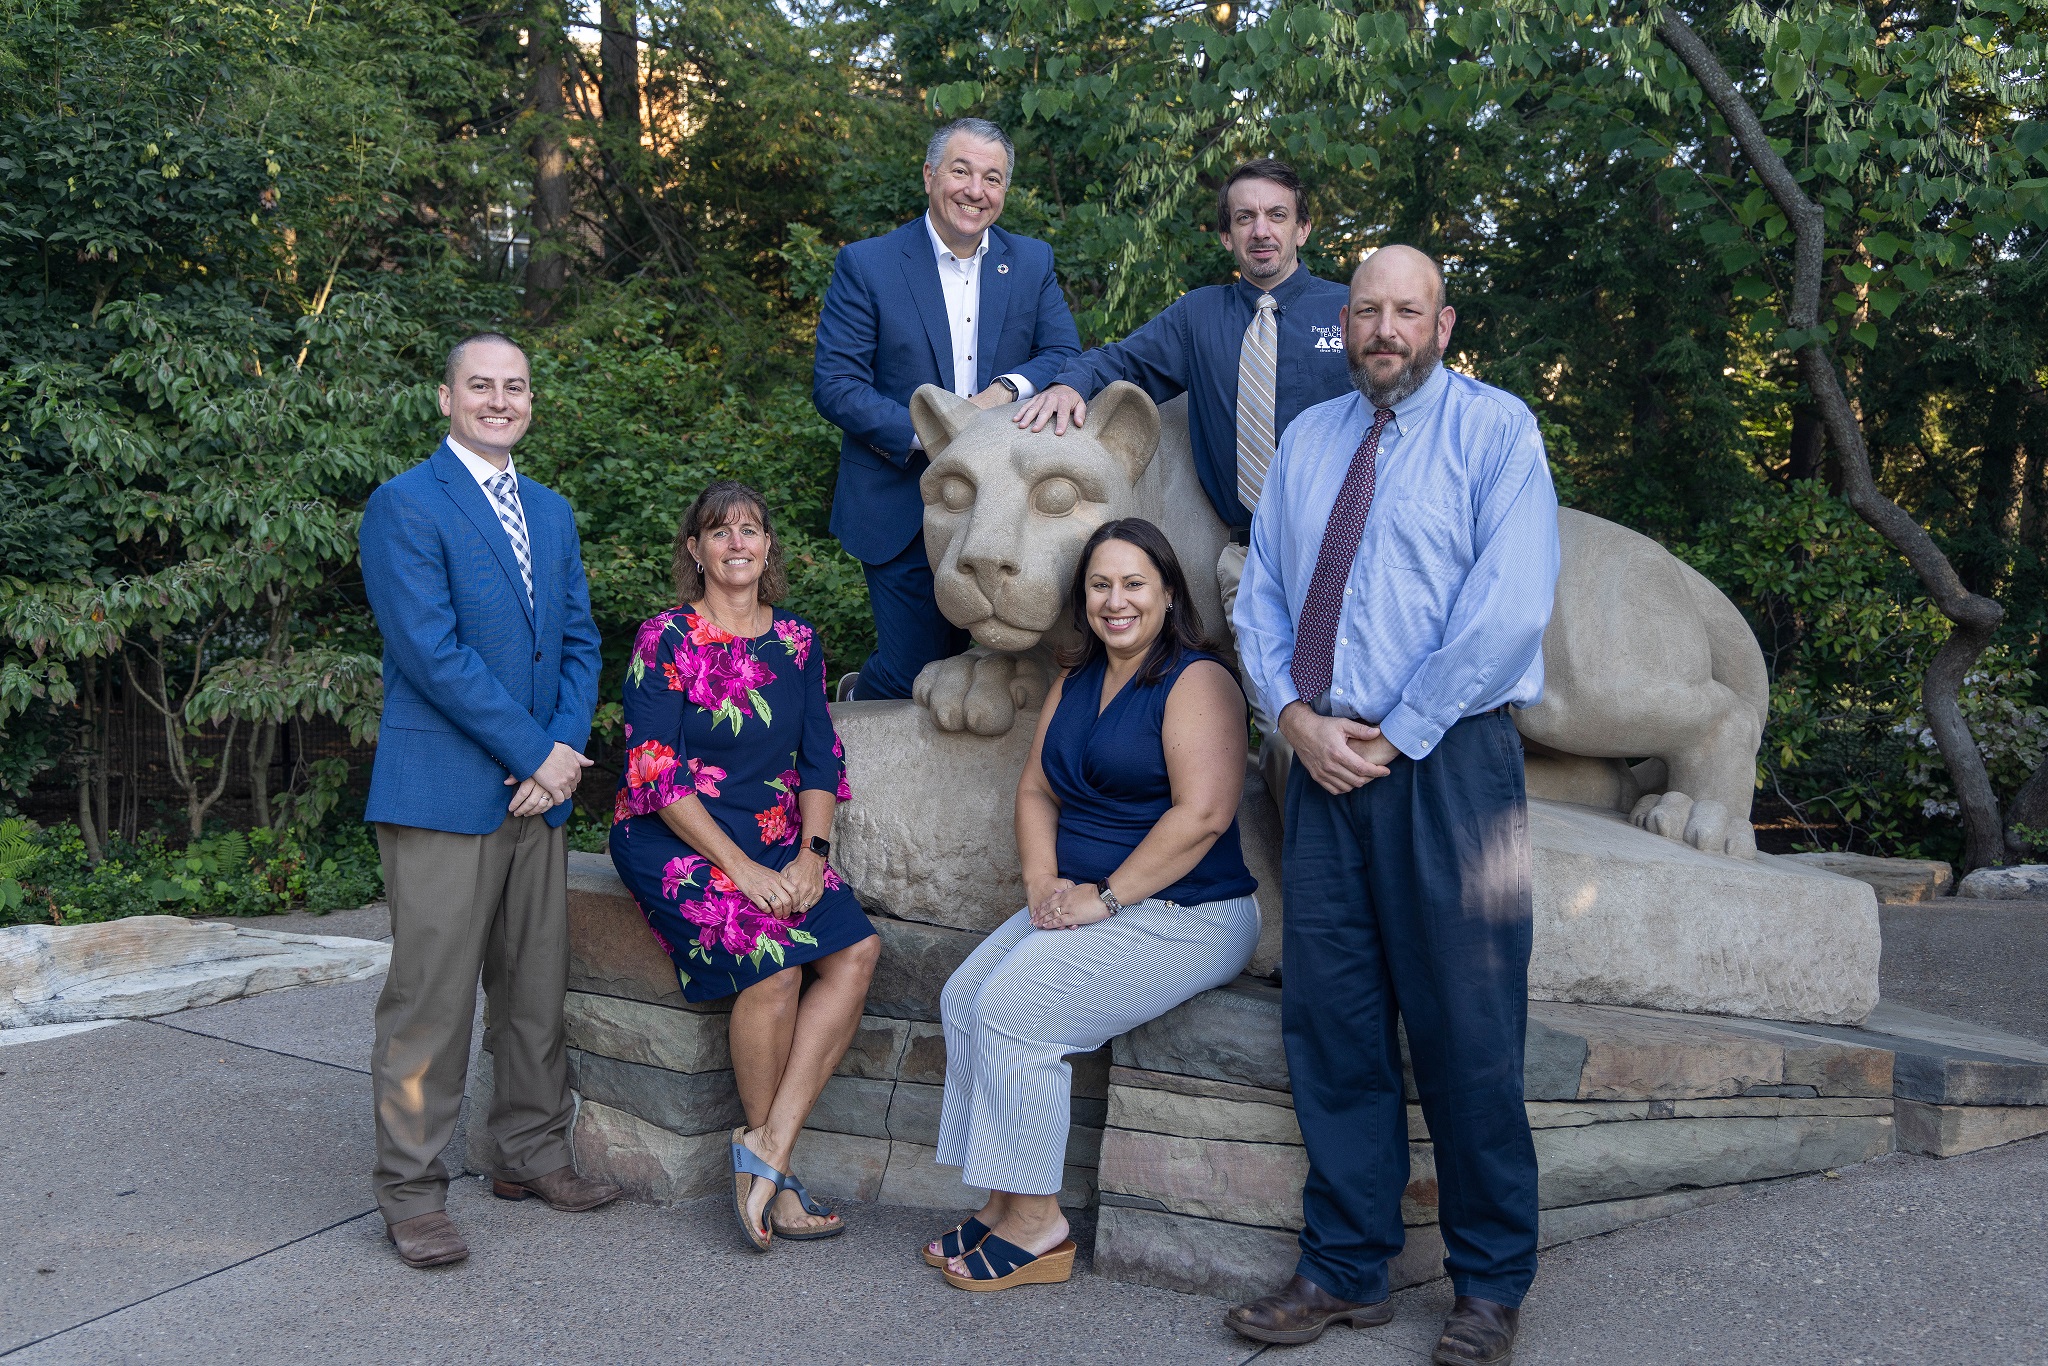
[{"x1": 1348, "y1": 334, "x2": 1444, "y2": 409}]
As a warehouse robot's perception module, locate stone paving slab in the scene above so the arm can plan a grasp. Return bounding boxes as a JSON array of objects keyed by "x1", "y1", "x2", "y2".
[
  {"x1": 153, "y1": 975, "x2": 384, "y2": 1074},
  {"x1": 0, "y1": 1021, "x2": 378, "y2": 1355},
  {"x1": 5, "y1": 1183, "x2": 1249, "y2": 1366},
  {"x1": 1253, "y1": 1139, "x2": 2048, "y2": 1365},
  {"x1": 1880, "y1": 900, "x2": 2048, "y2": 1044}
]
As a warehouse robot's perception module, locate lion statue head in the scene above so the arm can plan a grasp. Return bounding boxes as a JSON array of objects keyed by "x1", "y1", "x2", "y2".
[{"x1": 909, "y1": 381, "x2": 1228, "y2": 658}]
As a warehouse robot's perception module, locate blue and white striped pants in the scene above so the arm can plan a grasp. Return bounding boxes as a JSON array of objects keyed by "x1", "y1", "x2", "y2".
[{"x1": 936, "y1": 895, "x2": 1261, "y2": 1195}]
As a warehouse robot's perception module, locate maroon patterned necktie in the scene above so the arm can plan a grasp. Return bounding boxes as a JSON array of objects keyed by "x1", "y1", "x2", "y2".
[{"x1": 1291, "y1": 405, "x2": 1397, "y2": 704}]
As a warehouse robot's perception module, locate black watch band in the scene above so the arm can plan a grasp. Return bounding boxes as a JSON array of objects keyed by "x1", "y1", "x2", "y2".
[
  {"x1": 807, "y1": 835, "x2": 831, "y2": 859},
  {"x1": 995, "y1": 375, "x2": 1020, "y2": 397}
]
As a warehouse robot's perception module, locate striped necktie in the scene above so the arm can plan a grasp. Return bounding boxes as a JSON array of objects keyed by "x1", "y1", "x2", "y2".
[
  {"x1": 484, "y1": 469, "x2": 534, "y2": 606},
  {"x1": 1235, "y1": 292, "x2": 1280, "y2": 514},
  {"x1": 1291, "y1": 406, "x2": 1397, "y2": 705}
]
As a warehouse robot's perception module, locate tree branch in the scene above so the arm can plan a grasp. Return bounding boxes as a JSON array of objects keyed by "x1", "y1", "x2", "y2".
[{"x1": 1652, "y1": 4, "x2": 2009, "y2": 868}]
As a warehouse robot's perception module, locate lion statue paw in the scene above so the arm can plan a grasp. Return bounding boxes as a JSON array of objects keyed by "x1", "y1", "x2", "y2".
[
  {"x1": 913, "y1": 647, "x2": 1051, "y2": 735},
  {"x1": 1630, "y1": 792, "x2": 1759, "y2": 859}
]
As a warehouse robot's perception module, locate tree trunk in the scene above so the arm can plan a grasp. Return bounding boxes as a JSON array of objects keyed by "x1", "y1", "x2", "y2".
[
  {"x1": 526, "y1": 28, "x2": 571, "y2": 319},
  {"x1": 249, "y1": 719, "x2": 278, "y2": 829},
  {"x1": 1786, "y1": 402, "x2": 1827, "y2": 486},
  {"x1": 600, "y1": 0, "x2": 639, "y2": 140},
  {"x1": 1653, "y1": 6, "x2": 2009, "y2": 870},
  {"x1": 2008, "y1": 758, "x2": 2048, "y2": 858}
]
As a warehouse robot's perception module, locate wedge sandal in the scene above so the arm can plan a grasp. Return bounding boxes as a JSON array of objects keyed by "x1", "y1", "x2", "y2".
[
  {"x1": 768, "y1": 1170, "x2": 845, "y2": 1242},
  {"x1": 922, "y1": 1216, "x2": 991, "y2": 1268},
  {"x1": 941, "y1": 1234, "x2": 1077, "y2": 1292}
]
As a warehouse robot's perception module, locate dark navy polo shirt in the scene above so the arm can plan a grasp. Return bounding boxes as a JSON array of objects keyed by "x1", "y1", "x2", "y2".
[{"x1": 1052, "y1": 266, "x2": 1354, "y2": 527}]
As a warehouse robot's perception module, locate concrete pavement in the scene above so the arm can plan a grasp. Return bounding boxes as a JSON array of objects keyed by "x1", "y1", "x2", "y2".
[{"x1": 1, "y1": 905, "x2": 2044, "y2": 1364}]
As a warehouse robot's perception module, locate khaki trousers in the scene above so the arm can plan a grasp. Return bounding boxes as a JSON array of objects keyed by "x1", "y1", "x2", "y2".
[
  {"x1": 1216, "y1": 542, "x2": 1295, "y2": 813},
  {"x1": 372, "y1": 817, "x2": 574, "y2": 1224}
]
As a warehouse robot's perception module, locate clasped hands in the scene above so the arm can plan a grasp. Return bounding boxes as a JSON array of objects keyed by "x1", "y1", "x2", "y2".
[
  {"x1": 504, "y1": 741, "x2": 595, "y2": 817},
  {"x1": 729, "y1": 850, "x2": 827, "y2": 921},
  {"x1": 1280, "y1": 703, "x2": 1402, "y2": 796},
  {"x1": 1026, "y1": 876, "x2": 1111, "y2": 932}
]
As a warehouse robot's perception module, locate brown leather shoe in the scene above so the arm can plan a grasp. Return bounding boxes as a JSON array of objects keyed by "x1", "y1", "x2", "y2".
[
  {"x1": 1433, "y1": 1295, "x2": 1520, "y2": 1365},
  {"x1": 387, "y1": 1210, "x2": 468, "y2": 1268},
  {"x1": 492, "y1": 1164, "x2": 623, "y2": 1212},
  {"x1": 1226, "y1": 1273, "x2": 1394, "y2": 1345}
]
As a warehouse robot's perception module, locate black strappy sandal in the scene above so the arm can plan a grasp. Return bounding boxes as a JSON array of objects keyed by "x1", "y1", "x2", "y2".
[
  {"x1": 922, "y1": 1216, "x2": 991, "y2": 1268},
  {"x1": 941, "y1": 1233, "x2": 1077, "y2": 1291}
]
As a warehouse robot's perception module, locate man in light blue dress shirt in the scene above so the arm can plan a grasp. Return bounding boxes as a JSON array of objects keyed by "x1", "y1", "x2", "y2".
[{"x1": 1226, "y1": 246, "x2": 1560, "y2": 1365}]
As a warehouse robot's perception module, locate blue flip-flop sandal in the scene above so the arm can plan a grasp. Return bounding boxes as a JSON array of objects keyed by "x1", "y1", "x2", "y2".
[
  {"x1": 922, "y1": 1216, "x2": 991, "y2": 1267},
  {"x1": 730, "y1": 1126, "x2": 782, "y2": 1252},
  {"x1": 769, "y1": 1170, "x2": 845, "y2": 1242},
  {"x1": 941, "y1": 1233, "x2": 1078, "y2": 1291}
]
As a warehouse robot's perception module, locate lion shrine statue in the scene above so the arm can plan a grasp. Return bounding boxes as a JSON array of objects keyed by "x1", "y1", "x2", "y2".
[{"x1": 825, "y1": 382, "x2": 1878, "y2": 1025}]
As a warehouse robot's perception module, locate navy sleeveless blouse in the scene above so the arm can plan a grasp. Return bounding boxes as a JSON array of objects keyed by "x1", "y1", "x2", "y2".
[{"x1": 1039, "y1": 648, "x2": 1259, "y2": 906}]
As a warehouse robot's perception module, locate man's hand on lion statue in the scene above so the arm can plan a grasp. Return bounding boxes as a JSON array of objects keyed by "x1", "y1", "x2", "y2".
[{"x1": 912, "y1": 648, "x2": 1052, "y2": 735}]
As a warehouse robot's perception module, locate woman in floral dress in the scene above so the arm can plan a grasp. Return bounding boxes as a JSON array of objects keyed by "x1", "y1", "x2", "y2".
[{"x1": 608, "y1": 481, "x2": 878, "y2": 1251}]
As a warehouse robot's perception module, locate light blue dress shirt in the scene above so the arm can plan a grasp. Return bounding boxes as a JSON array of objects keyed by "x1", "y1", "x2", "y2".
[{"x1": 1233, "y1": 362, "x2": 1561, "y2": 762}]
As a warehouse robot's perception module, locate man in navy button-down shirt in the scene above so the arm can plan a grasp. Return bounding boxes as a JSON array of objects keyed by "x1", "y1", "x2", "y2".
[
  {"x1": 1016, "y1": 158, "x2": 1351, "y2": 536},
  {"x1": 1225, "y1": 246, "x2": 1559, "y2": 1364},
  {"x1": 1015, "y1": 158, "x2": 1353, "y2": 797}
]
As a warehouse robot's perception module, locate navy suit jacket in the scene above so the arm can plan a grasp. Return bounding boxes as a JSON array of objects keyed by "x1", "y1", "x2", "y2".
[
  {"x1": 814, "y1": 218, "x2": 1081, "y2": 564},
  {"x1": 359, "y1": 442, "x2": 603, "y2": 835}
]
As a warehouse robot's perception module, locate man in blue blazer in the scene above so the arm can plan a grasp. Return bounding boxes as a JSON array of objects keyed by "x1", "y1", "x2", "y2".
[
  {"x1": 358, "y1": 332, "x2": 619, "y2": 1269},
  {"x1": 813, "y1": 117, "x2": 1082, "y2": 699}
]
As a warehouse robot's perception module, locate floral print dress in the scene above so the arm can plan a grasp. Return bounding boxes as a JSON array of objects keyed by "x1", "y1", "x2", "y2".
[{"x1": 608, "y1": 606, "x2": 873, "y2": 1002}]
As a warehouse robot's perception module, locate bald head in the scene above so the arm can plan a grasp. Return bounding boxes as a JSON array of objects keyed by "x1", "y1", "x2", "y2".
[
  {"x1": 1351, "y1": 244, "x2": 1445, "y2": 314},
  {"x1": 1342, "y1": 245, "x2": 1455, "y2": 408}
]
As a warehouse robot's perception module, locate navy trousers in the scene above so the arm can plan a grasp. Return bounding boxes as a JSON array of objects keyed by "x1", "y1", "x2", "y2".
[
  {"x1": 851, "y1": 535, "x2": 969, "y2": 701},
  {"x1": 1281, "y1": 707, "x2": 1539, "y2": 1308}
]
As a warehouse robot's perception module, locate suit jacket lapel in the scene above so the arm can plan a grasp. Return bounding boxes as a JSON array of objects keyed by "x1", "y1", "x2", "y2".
[
  {"x1": 431, "y1": 442, "x2": 537, "y2": 629},
  {"x1": 975, "y1": 229, "x2": 1015, "y2": 392},
  {"x1": 898, "y1": 220, "x2": 956, "y2": 390}
]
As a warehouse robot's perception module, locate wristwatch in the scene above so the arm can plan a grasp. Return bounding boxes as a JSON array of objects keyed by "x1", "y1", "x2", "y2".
[
  {"x1": 807, "y1": 835, "x2": 831, "y2": 859},
  {"x1": 995, "y1": 375, "x2": 1020, "y2": 398},
  {"x1": 1097, "y1": 883, "x2": 1123, "y2": 917}
]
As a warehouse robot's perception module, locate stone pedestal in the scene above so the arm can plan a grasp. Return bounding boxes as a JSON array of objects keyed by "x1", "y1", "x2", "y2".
[
  {"x1": 832, "y1": 699, "x2": 1881, "y2": 1025},
  {"x1": 482, "y1": 853, "x2": 2046, "y2": 1303}
]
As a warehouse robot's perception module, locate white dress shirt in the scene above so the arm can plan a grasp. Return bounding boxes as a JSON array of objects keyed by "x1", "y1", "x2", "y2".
[
  {"x1": 447, "y1": 436, "x2": 518, "y2": 491},
  {"x1": 925, "y1": 213, "x2": 1035, "y2": 402}
]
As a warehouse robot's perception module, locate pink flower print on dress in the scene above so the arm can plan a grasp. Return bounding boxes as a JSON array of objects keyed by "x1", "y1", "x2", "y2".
[
  {"x1": 619, "y1": 739, "x2": 688, "y2": 818},
  {"x1": 687, "y1": 757, "x2": 725, "y2": 798},
  {"x1": 757, "y1": 768, "x2": 801, "y2": 846},
  {"x1": 661, "y1": 853, "x2": 707, "y2": 899},
  {"x1": 686, "y1": 611, "x2": 738, "y2": 647},
  {"x1": 821, "y1": 865, "x2": 844, "y2": 891},
  {"x1": 773, "y1": 619, "x2": 813, "y2": 669}
]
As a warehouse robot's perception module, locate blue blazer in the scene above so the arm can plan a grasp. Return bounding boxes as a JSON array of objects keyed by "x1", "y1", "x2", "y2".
[
  {"x1": 359, "y1": 442, "x2": 603, "y2": 835},
  {"x1": 814, "y1": 218, "x2": 1081, "y2": 564}
]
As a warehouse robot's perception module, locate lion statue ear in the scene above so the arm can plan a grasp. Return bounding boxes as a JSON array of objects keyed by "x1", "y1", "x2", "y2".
[
  {"x1": 910, "y1": 384, "x2": 979, "y2": 461},
  {"x1": 1086, "y1": 381, "x2": 1161, "y2": 484}
]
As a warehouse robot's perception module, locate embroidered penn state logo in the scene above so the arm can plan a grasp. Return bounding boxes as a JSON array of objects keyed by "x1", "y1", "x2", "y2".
[
  {"x1": 1311, "y1": 324, "x2": 1343, "y2": 352},
  {"x1": 997, "y1": 263, "x2": 1010, "y2": 274}
]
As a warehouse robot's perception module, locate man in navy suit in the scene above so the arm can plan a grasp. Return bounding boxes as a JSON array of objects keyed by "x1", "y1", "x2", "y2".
[
  {"x1": 813, "y1": 117, "x2": 1082, "y2": 699},
  {"x1": 358, "y1": 333, "x2": 619, "y2": 1269}
]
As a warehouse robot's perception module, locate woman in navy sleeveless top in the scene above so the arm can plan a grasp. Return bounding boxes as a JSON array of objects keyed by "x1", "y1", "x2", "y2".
[{"x1": 927, "y1": 519, "x2": 1261, "y2": 1291}]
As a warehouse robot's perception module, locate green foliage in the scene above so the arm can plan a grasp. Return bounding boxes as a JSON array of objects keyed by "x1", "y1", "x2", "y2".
[
  {"x1": 0, "y1": 819, "x2": 382, "y2": 927},
  {"x1": 517, "y1": 290, "x2": 875, "y2": 722}
]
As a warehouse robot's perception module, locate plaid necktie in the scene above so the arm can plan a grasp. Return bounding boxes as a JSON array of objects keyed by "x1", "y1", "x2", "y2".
[
  {"x1": 484, "y1": 469, "x2": 534, "y2": 606},
  {"x1": 1235, "y1": 293, "x2": 1280, "y2": 513},
  {"x1": 1291, "y1": 406, "x2": 1397, "y2": 705}
]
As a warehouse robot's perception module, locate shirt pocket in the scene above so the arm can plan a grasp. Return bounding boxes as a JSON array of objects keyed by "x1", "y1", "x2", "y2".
[{"x1": 1368, "y1": 493, "x2": 1467, "y2": 578}]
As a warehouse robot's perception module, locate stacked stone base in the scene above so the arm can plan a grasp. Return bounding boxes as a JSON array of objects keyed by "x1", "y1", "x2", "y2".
[
  {"x1": 466, "y1": 853, "x2": 2048, "y2": 1305},
  {"x1": 1092, "y1": 980, "x2": 1898, "y2": 1302},
  {"x1": 469, "y1": 853, "x2": 1100, "y2": 1209}
]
